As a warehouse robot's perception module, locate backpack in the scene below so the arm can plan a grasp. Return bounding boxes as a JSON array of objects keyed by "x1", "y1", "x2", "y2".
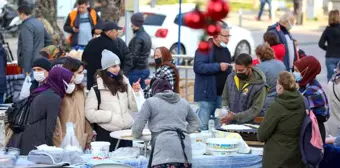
[
  {"x1": 6, "y1": 97, "x2": 31, "y2": 132},
  {"x1": 300, "y1": 97, "x2": 324, "y2": 168}
]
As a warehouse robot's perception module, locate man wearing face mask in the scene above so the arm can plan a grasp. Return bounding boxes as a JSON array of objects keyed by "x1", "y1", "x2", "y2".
[
  {"x1": 128, "y1": 12, "x2": 152, "y2": 89},
  {"x1": 266, "y1": 12, "x2": 298, "y2": 71},
  {"x1": 220, "y1": 53, "x2": 267, "y2": 125},
  {"x1": 194, "y1": 21, "x2": 232, "y2": 130},
  {"x1": 30, "y1": 57, "x2": 52, "y2": 93}
]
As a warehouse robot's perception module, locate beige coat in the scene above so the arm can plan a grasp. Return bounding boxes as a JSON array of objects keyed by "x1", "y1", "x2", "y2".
[
  {"x1": 325, "y1": 81, "x2": 340, "y2": 137},
  {"x1": 53, "y1": 88, "x2": 93, "y2": 149},
  {"x1": 85, "y1": 77, "x2": 138, "y2": 132}
]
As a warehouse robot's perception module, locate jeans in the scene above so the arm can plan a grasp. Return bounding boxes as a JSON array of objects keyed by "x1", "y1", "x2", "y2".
[
  {"x1": 197, "y1": 96, "x2": 222, "y2": 130},
  {"x1": 128, "y1": 69, "x2": 150, "y2": 89},
  {"x1": 0, "y1": 93, "x2": 4, "y2": 103},
  {"x1": 326, "y1": 58, "x2": 340, "y2": 81},
  {"x1": 72, "y1": 45, "x2": 86, "y2": 50},
  {"x1": 258, "y1": 0, "x2": 272, "y2": 20}
]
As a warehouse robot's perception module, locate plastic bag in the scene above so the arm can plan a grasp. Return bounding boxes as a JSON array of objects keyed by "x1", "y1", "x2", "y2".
[
  {"x1": 19, "y1": 74, "x2": 32, "y2": 100},
  {"x1": 61, "y1": 122, "x2": 82, "y2": 153},
  {"x1": 133, "y1": 90, "x2": 145, "y2": 112}
]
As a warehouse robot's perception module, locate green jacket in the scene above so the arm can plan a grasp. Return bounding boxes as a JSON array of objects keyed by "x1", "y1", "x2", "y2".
[{"x1": 258, "y1": 90, "x2": 306, "y2": 168}]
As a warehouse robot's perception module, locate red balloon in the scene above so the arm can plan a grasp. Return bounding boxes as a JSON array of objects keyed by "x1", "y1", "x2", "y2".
[
  {"x1": 206, "y1": 0, "x2": 230, "y2": 21},
  {"x1": 183, "y1": 10, "x2": 206, "y2": 29},
  {"x1": 206, "y1": 24, "x2": 221, "y2": 36},
  {"x1": 198, "y1": 41, "x2": 211, "y2": 53}
]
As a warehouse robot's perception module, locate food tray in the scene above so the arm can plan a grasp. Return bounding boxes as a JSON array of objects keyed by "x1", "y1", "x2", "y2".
[{"x1": 217, "y1": 128, "x2": 258, "y2": 141}]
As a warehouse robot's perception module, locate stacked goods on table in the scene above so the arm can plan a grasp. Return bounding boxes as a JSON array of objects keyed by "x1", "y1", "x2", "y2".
[
  {"x1": 219, "y1": 124, "x2": 261, "y2": 143},
  {"x1": 6, "y1": 62, "x2": 22, "y2": 75}
]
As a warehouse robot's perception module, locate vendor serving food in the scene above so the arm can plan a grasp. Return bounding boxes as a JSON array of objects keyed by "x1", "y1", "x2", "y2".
[{"x1": 220, "y1": 54, "x2": 267, "y2": 124}]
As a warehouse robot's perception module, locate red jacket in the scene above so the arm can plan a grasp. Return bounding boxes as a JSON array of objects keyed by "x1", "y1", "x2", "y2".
[{"x1": 271, "y1": 44, "x2": 286, "y2": 62}]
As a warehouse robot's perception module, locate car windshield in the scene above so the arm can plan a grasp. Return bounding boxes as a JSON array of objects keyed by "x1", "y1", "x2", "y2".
[{"x1": 143, "y1": 13, "x2": 166, "y2": 26}]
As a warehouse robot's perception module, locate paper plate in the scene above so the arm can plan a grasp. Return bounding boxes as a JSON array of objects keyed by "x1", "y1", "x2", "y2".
[{"x1": 110, "y1": 129, "x2": 151, "y2": 141}]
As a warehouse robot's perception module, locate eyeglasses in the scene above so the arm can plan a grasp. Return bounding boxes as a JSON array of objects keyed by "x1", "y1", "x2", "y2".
[{"x1": 220, "y1": 34, "x2": 231, "y2": 38}]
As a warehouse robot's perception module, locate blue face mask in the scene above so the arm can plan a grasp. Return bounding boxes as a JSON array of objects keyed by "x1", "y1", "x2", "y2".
[
  {"x1": 293, "y1": 72, "x2": 303, "y2": 82},
  {"x1": 220, "y1": 42, "x2": 227, "y2": 48},
  {"x1": 107, "y1": 71, "x2": 119, "y2": 79}
]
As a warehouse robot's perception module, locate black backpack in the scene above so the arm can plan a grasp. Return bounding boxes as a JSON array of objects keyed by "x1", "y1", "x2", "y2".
[{"x1": 6, "y1": 98, "x2": 31, "y2": 132}]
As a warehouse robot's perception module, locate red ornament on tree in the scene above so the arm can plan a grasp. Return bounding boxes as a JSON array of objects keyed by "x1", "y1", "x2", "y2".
[
  {"x1": 198, "y1": 41, "x2": 211, "y2": 53},
  {"x1": 206, "y1": 0, "x2": 230, "y2": 21},
  {"x1": 206, "y1": 24, "x2": 221, "y2": 36},
  {"x1": 183, "y1": 9, "x2": 206, "y2": 29}
]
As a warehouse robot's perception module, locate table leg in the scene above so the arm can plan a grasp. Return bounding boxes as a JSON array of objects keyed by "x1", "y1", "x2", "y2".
[
  {"x1": 144, "y1": 141, "x2": 147, "y2": 157},
  {"x1": 115, "y1": 139, "x2": 121, "y2": 150}
]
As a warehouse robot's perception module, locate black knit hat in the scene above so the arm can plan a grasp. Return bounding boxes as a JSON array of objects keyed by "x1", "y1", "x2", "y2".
[
  {"x1": 32, "y1": 57, "x2": 52, "y2": 71},
  {"x1": 131, "y1": 12, "x2": 144, "y2": 27}
]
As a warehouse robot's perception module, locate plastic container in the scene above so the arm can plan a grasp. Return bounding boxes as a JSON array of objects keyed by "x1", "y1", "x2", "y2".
[
  {"x1": 206, "y1": 138, "x2": 240, "y2": 151},
  {"x1": 90, "y1": 141, "x2": 111, "y2": 160},
  {"x1": 0, "y1": 154, "x2": 16, "y2": 168},
  {"x1": 191, "y1": 142, "x2": 207, "y2": 156}
]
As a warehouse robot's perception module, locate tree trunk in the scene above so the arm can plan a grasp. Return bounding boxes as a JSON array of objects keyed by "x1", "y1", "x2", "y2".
[
  {"x1": 100, "y1": 0, "x2": 123, "y2": 22},
  {"x1": 33, "y1": 0, "x2": 67, "y2": 49}
]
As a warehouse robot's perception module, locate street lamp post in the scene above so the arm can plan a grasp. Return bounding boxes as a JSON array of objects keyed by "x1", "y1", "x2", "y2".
[{"x1": 177, "y1": 0, "x2": 182, "y2": 66}]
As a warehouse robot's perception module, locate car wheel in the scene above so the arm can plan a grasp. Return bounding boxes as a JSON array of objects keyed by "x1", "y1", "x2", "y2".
[
  {"x1": 233, "y1": 40, "x2": 251, "y2": 61},
  {"x1": 170, "y1": 44, "x2": 191, "y2": 65}
]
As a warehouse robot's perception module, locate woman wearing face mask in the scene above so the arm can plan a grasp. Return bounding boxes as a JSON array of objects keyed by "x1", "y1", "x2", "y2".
[
  {"x1": 142, "y1": 47, "x2": 180, "y2": 98},
  {"x1": 8, "y1": 67, "x2": 74, "y2": 155},
  {"x1": 258, "y1": 71, "x2": 305, "y2": 168},
  {"x1": 85, "y1": 49, "x2": 138, "y2": 151},
  {"x1": 255, "y1": 44, "x2": 286, "y2": 116},
  {"x1": 294, "y1": 56, "x2": 329, "y2": 143},
  {"x1": 30, "y1": 58, "x2": 52, "y2": 93},
  {"x1": 53, "y1": 57, "x2": 93, "y2": 150}
]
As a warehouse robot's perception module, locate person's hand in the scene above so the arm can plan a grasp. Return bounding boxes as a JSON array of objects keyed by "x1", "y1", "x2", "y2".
[
  {"x1": 132, "y1": 78, "x2": 141, "y2": 92},
  {"x1": 145, "y1": 79, "x2": 151, "y2": 85},
  {"x1": 220, "y1": 112, "x2": 234, "y2": 124},
  {"x1": 73, "y1": 27, "x2": 79, "y2": 33},
  {"x1": 220, "y1": 63, "x2": 229, "y2": 71}
]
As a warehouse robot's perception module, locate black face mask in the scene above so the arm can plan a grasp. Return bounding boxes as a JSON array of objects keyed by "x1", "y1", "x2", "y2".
[
  {"x1": 236, "y1": 69, "x2": 249, "y2": 80},
  {"x1": 155, "y1": 58, "x2": 162, "y2": 65}
]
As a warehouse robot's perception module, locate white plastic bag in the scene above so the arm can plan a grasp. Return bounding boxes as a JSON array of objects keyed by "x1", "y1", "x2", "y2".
[
  {"x1": 61, "y1": 122, "x2": 82, "y2": 153},
  {"x1": 133, "y1": 90, "x2": 145, "y2": 111},
  {"x1": 19, "y1": 74, "x2": 32, "y2": 100}
]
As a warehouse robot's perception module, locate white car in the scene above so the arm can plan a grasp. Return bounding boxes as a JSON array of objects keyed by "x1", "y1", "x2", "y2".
[{"x1": 122, "y1": 5, "x2": 255, "y2": 64}]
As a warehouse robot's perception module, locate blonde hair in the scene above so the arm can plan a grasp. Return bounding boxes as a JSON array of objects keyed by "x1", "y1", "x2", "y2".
[
  {"x1": 278, "y1": 71, "x2": 299, "y2": 91},
  {"x1": 329, "y1": 10, "x2": 340, "y2": 25},
  {"x1": 255, "y1": 43, "x2": 275, "y2": 61}
]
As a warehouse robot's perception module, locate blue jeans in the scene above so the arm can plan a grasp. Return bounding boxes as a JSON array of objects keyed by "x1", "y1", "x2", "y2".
[
  {"x1": 258, "y1": 0, "x2": 272, "y2": 20},
  {"x1": 326, "y1": 58, "x2": 340, "y2": 81},
  {"x1": 72, "y1": 45, "x2": 86, "y2": 50},
  {"x1": 197, "y1": 96, "x2": 222, "y2": 130},
  {"x1": 128, "y1": 69, "x2": 150, "y2": 89}
]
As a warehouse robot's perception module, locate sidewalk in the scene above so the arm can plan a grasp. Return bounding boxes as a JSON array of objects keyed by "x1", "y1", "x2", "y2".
[{"x1": 225, "y1": 10, "x2": 328, "y2": 32}]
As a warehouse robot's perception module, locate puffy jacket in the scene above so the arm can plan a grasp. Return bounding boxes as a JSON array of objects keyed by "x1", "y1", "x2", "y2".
[
  {"x1": 128, "y1": 27, "x2": 152, "y2": 70},
  {"x1": 85, "y1": 76, "x2": 138, "y2": 132},
  {"x1": 271, "y1": 44, "x2": 286, "y2": 62},
  {"x1": 63, "y1": 8, "x2": 99, "y2": 47}
]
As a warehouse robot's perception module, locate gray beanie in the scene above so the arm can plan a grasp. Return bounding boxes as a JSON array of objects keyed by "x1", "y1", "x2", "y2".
[{"x1": 101, "y1": 49, "x2": 121, "y2": 70}]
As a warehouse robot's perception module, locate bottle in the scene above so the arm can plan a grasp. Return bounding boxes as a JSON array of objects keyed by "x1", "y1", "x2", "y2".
[
  {"x1": 208, "y1": 116, "x2": 215, "y2": 132},
  {"x1": 334, "y1": 126, "x2": 340, "y2": 147}
]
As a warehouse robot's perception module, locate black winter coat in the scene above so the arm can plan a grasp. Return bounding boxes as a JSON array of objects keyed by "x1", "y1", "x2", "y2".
[
  {"x1": 128, "y1": 27, "x2": 152, "y2": 70},
  {"x1": 82, "y1": 33, "x2": 133, "y2": 90}
]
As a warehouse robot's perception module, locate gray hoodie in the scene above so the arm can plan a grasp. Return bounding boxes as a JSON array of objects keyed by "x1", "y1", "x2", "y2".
[{"x1": 132, "y1": 91, "x2": 200, "y2": 166}]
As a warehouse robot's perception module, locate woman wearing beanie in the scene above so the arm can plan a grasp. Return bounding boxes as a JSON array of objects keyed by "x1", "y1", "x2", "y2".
[
  {"x1": 142, "y1": 47, "x2": 180, "y2": 98},
  {"x1": 294, "y1": 56, "x2": 329, "y2": 143},
  {"x1": 132, "y1": 78, "x2": 200, "y2": 168},
  {"x1": 8, "y1": 67, "x2": 74, "y2": 155},
  {"x1": 85, "y1": 49, "x2": 138, "y2": 151},
  {"x1": 258, "y1": 71, "x2": 305, "y2": 168},
  {"x1": 325, "y1": 61, "x2": 340, "y2": 137},
  {"x1": 30, "y1": 57, "x2": 52, "y2": 93},
  {"x1": 53, "y1": 57, "x2": 93, "y2": 150},
  {"x1": 255, "y1": 44, "x2": 286, "y2": 116}
]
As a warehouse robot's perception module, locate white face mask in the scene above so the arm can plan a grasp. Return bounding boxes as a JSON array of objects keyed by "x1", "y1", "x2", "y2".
[
  {"x1": 33, "y1": 71, "x2": 46, "y2": 83},
  {"x1": 63, "y1": 80, "x2": 76, "y2": 94},
  {"x1": 218, "y1": 37, "x2": 228, "y2": 48},
  {"x1": 288, "y1": 20, "x2": 294, "y2": 30},
  {"x1": 74, "y1": 74, "x2": 84, "y2": 84}
]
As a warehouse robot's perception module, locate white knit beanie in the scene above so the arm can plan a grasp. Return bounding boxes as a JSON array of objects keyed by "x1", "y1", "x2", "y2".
[{"x1": 101, "y1": 49, "x2": 121, "y2": 70}]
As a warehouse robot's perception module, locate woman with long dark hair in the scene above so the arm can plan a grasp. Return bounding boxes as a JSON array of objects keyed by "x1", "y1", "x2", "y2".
[
  {"x1": 53, "y1": 57, "x2": 93, "y2": 150},
  {"x1": 142, "y1": 47, "x2": 180, "y2": 98},
  {"x1": 85, "y1": 50, "x2": 137, "y2": 151}
]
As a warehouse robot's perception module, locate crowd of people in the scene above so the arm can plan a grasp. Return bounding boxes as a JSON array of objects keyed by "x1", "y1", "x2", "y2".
[{"x1": 1, "y1": 0, "x2": 340, "y2": 167}]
